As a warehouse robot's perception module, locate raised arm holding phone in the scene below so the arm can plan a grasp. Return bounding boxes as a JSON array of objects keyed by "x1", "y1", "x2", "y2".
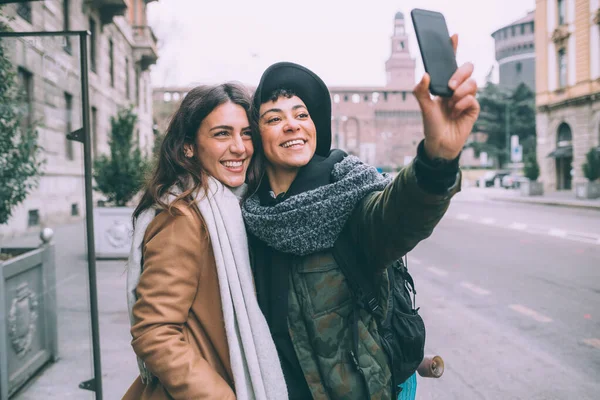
[{"x1": 241, "y1": 8, "x2": 480, "y2": 400}]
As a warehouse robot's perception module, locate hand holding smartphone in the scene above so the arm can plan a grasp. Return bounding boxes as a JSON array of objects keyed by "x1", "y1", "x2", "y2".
[{"x1": 410, "y1": 9, "x2": 457, "y2": 97}]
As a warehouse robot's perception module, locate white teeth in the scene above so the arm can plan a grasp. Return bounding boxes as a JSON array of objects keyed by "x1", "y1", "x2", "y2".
[
  {"x1": 222, "y1": 161, "x2": 243, "y2": 167},
  {"x1": 281, "y1": 139, "x2": 304, "y2": 148}
]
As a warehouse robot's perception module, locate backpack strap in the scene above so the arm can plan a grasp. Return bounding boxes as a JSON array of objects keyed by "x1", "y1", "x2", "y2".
[
  {"x1": 331, "y1": 227, "x2": 377, "y2": 398},
  {"x1": 331, "y1": 228, "x2": 380, "y2": 314}
]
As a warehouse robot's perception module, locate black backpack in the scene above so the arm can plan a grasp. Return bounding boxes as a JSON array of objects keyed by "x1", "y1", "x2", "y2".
[{"x1": 331, "y1": 229, "x2": 426, "y2": 397}]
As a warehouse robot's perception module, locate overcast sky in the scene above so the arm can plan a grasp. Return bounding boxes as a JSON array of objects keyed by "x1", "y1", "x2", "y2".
[{"x1": 147, "y1": 0, "x2": 536, "y2": 89}]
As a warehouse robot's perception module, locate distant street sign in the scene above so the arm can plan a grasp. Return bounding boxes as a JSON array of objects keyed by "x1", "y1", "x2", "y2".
[{"x1": 511, "y1": 145, "x2": 523, "y2": 163}]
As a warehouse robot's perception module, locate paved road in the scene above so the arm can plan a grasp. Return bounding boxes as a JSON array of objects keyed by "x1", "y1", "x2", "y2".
[{"x1": 411, "y1": 194, "x2": 600, "y2": 399}]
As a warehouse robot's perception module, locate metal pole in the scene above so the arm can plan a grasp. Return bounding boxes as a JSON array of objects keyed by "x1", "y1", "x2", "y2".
[
  {"x1": 0, "y1": 29, "x2": 104, "y2": 398},
  {"x1": 79, "y1": 31, "x2": 103, "y2": 400},
  {"x1": 505, "y1": 101, "x2": 510, "y2": 167}
]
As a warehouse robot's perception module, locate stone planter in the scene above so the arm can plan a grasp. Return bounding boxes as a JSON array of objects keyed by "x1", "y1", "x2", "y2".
[
  {"x1": 520, "y1": 180, "x2": 544, "y2": 196},
  {"x1": 93, "y1": 206, "x2": 135, "y2": 259},
  {"x1": 575, "y1": 181, "x2": 600, "y2": 199},
  {"x1": 0, "y1": 233, "x2": 57, "y2": 399}
]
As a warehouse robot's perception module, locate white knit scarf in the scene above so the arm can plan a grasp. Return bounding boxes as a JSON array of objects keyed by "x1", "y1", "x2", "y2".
[{"x1": 126, "y1": 177, "x2": 288, "y2": 400}]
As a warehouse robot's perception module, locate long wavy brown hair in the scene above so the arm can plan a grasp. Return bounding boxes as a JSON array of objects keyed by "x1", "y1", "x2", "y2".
[{"x1": 133, "y1": 82, "x2": 259, "y2": 226}]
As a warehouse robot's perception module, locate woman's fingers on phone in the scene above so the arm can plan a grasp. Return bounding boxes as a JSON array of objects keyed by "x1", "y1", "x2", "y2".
[
  {"x1": 450, "y1": 94, "x2": 480, "y2": 119},
  {"x1": 451, "y1": 78, "x2": 478, "y2": 104},
  {"x1": 451, "y1": 34, "x2": 458, "y2": 55},
  {"x1": 448, "y1": 62, "x2": 474, "y2": 90}
]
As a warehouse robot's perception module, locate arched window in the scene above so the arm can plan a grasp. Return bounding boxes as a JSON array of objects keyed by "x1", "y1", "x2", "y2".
[{"x1": 556, "y1": 122, "x2": 572, "y2": 147}]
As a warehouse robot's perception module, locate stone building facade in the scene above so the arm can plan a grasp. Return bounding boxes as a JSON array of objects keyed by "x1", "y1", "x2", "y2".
[
  {"x1": 492, "y1": 10, "x2": 536, "y2": 91},
  {"x1": 535, "y1": 0, "x2": 600, "y2": 192},
  {"x1": 154, "y1": 11, "x2": 423, "y2": 170},
  {"x1": 0, "y1": 0, "x2": 158, "y2": 237}
]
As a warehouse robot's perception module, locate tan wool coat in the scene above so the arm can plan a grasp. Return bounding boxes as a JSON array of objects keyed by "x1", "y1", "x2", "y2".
[{"x1": 123, "y1": 205, "x2": 236, "y2": 400}]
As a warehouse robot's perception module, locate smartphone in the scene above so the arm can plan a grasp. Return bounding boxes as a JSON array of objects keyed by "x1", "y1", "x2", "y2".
[{"x1": 410, "y1": 9, "x2": 458, "y2": 97}]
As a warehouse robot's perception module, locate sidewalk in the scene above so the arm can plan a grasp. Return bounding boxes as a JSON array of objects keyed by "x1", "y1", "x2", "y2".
[
  {"x1": 5, "y1": 220, "x2": 138, "y2": 400},
  {"x1": 461, "y1": 185, "x2": 600, "y2": 210}
]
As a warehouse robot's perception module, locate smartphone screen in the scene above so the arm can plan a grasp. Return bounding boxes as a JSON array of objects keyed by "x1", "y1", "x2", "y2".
[{"x1": 410, "y1": 9, "x2": 458, "y2": 97}]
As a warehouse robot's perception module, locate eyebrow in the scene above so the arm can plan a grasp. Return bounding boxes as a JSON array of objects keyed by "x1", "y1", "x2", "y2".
[
  {"x1": 259, "y1": 104, "x2": 307, "y2": 119},
  {"x1": 209, "y1": 125, "x2": 251, "y2": 131}
]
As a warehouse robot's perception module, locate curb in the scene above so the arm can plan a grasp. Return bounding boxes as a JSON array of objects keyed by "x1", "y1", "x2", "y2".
[{"x1": 488, "y1": 196, "x2": 600, "y2": 211}]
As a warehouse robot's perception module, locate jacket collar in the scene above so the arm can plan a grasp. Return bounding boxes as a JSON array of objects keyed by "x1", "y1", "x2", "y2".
[{"x1": 258, "y1": 150, "x2": 346, "y2": 206}]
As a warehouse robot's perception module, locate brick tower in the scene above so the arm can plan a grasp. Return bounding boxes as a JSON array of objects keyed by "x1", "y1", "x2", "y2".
[{"x1": 385, "y1": 11, "x2": 416, "y2": 89}]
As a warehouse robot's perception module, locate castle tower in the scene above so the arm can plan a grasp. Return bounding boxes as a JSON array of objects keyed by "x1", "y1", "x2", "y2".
[{"x1": 385, "y1": 12, "x2": 416, "y2": 89}]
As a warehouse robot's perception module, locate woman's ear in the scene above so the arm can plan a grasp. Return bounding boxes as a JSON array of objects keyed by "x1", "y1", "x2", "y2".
[{"x1": 183, "y1": 144, "x2": 194, "y2": 158}]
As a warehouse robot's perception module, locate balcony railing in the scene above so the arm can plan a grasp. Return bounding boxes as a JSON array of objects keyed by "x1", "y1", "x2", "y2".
[{"x1": 133, "y1": 25, "x2": 158, "y2": 70}]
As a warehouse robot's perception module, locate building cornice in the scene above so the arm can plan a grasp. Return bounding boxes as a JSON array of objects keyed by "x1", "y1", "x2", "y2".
[{"x1": 537, "y1": 92, "x2": 600, "y2": 112}]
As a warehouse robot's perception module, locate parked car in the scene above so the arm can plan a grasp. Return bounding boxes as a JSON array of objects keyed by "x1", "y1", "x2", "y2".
[
  {"x1": 501, "y1": 174, "x2": 528, "y2": 189},
  {"x1": 476, "y1": 170, "x2": 510, "y2": 187}
]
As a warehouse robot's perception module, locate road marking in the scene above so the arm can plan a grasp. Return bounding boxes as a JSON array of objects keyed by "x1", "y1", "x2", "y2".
[
  {"x1": 582, "y1": 338, "x2": 600, "y2": 349},
  {"x1": 460, "y1": 281, "x2": 491, "y2": 295},
  {"x1": 448, "y1": 210, "x2": 600, "y2": 245},
  {"x1": 548, "y1": 228, "x2": 567, "y2": 238},
  {"x1": 427, "y1": 267, "x2": 448, "y2": 277},
  {"x1": 409, "y1": 257, "x2": 422, "y2": 265},
  {"x1": 509, "y1": 304, "x2": 553, "y2": 323},
  {"x1": 509, "y1": 222, "x2": 527, "y2": 230}
]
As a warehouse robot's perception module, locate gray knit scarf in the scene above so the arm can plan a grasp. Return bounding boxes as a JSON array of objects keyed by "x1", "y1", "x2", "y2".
[{"x1": 242, "y1": 155, "x2": 392, "y2": 255}]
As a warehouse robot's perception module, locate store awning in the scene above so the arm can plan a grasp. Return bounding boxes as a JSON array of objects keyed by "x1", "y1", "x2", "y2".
[{"x1": 547, "y1": 145, "x2": 573, "y2": 159}]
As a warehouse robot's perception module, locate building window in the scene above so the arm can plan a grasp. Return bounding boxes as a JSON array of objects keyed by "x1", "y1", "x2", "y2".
[
  {"x1": 163, "y1": 92, "x2": 172, "y2": 102},
  {"x1": 383, "y1": 92, "x2": 388, "y2": 101},
  {"x1": 352, "y1": 94, "x2": 360, "y2": 103},
  {"x1": 28, "y1": 209, "x2": 40, "y2": 227},
  {"x1": 17, "y1": 67, "x2": 33, "y2": 131},
  {"x1": 63, "y1": 0, "x2": 71, "y2": 53},
  {"x1": 516, "y1": 62, "x2": 522, "y2": 74},
  {"x1": 371, "y1": 92, "x2": 379, "y2": 103},
  {"x1": 17, "y1": 3, "x2": 32, "y2": 23},
  {"x1": 109, "y1": 39, "x2": 115, "y2": 87},
  {"x1": 65, "y1": 92, "x2": 74, "y2": 160},
  {"x1": 521, "y1": 24, "x2": 525, "y2": 35},
  {"x1": 333, "y1": 94, "x2": 340, "y2": 103},
  {"x1": 511, "y1": 26, "x2": 516, "y2": 36},
  {"x1": 135, "y1": 67, "x2": 140, "y2": 105},
  {"x1": 89, "y1": 18, "x2": 97, "y2": 73},
  {"x1": 91, "y1": 106, "x2": 98, "y2": 159},
  {"x1": 71, "y1": 203, "x2": 79, "y2": 216},
  {"x1": 344, "y1": 94, "x2": 348, "y2": 102},
  {"x1": 145, "y1": 81, "x2": 149, "y2": 112},
  {"x1": 558, "y1": 48, "x2": 567, "y2": 88},
  {"x1": 402, "y1": 91, "x2": 406, "y2": 101},
  {"x1": 125, "y1": 57, "x2": 130, "y2": 99},
  {"x1": 557, "y1": 0, "x2": 566, "y2": 25},
  {"x1": 172, "y1": 92, "x2": 181, "y2": 101},
  {"x1": 557, "y1": 122, "x2": 572, "y2": 146}
]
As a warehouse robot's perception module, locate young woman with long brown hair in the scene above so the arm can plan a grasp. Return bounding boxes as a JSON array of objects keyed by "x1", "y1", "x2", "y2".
[{"x1": 123, "y1": 83, "x2": 287, "y2": 400}]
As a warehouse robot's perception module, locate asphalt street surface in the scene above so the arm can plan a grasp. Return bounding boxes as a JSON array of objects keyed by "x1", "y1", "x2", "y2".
[{"x1": 411, "y1": 190, "x2": 600, "y2": 399}]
